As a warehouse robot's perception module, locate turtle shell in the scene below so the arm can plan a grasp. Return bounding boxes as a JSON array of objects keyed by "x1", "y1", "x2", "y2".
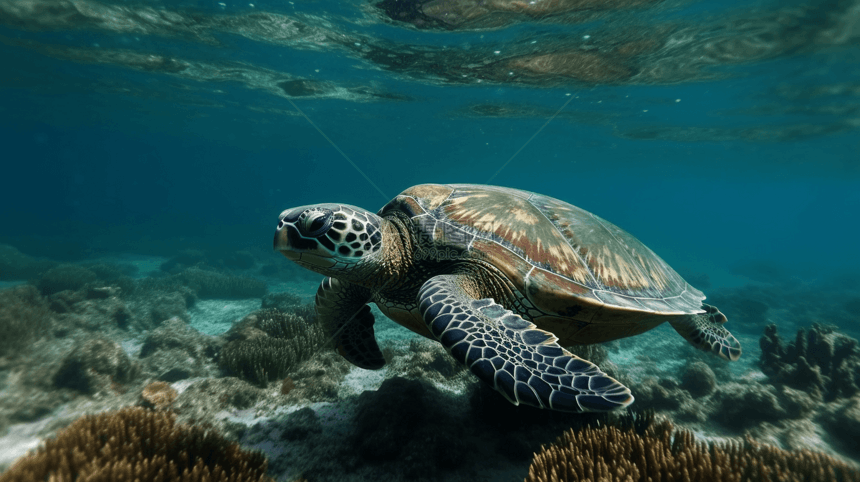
[{"x1": 379, "y1": 184, "x2": 705, "y2": 343}]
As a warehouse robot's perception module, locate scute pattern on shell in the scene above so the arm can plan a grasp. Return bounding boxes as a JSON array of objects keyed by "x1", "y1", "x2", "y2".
[{"x1": 399, "y1": 184, "x2": 705, "y2": 316}]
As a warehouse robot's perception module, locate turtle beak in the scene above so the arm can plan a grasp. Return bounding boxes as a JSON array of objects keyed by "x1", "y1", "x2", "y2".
[
  {"x1": 274, "y1": 208, "x2": 302, "y2": 259},
  {"x1": 273, "y1": 227, "x2": 299, "y2": 259}
]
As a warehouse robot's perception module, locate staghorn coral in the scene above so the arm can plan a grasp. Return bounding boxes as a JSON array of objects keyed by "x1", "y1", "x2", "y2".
[
  {"x1": 258, "y1": 299, "x2": 317, "y2": 325},
  {"x1": 0, "y1": 406, "x2": 273, "y2": 482},
  {"x1": 219, "y1": 309, "x2": 330, "y2": 387},
  {"x1": 526, "y1": 413, "x2": 860, "y2": 482},
  {"x1": 256, "y1": 309, "x2": 315, "y2": 340},
  {"x1": 220, "y1": 338, "x2": 307, "y2": 387}
]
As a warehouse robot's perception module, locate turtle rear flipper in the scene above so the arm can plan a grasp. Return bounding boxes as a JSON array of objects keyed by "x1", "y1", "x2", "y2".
[
  {"x1": 668, "y1": 303, "x2": 742, "y2": 361},
  {"x1": 418, "y1": 275, "x2": 633, "y2": 412}
]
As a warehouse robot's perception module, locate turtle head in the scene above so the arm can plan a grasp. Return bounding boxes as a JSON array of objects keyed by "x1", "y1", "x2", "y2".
[{"x1": 274, "y1": 203, "x2": 384, "y2": 279}]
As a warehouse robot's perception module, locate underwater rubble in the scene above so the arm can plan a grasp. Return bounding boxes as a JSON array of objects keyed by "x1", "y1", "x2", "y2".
[{"x1": 0, "y1": 245, "x2": 859, "y2": 480}]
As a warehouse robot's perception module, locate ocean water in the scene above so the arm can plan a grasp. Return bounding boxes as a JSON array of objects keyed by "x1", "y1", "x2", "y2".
[{"x1": 0, "y1": 0, "x2": 858, "y2": 480}]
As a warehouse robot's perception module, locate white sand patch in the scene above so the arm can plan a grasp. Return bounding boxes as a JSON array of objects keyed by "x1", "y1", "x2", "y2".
[
  {"x1": 338, "y1": 365, "x2": 388, "y2": 397},
  {"x1": 0, "y1": 419, "x2": 49, "y2": 470},
  {"x1": 188, "y1": 299, "x2": 260, "y2": 335},
  {"x1": 0, "y1": 401, "x2": 102, "y2": 472},
  {"x1": 172, "y1": 377, "x2": 209, "y2": 395}
]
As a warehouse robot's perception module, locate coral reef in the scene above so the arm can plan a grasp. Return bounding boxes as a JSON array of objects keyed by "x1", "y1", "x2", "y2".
[
  {"x1": 0, "y1": 244, "x2": 57, "y2": 280},
  {"x1": 348, "y1": 377, "x2": 469, "y2": 477},
  {"x1": 679, "y1": 361, "x2": 717, "y2": 397},
  {"x1": 138, "y1": 316, "x2": 221, "y2": 382},
  {"x1": 35, "y1": 264, "x2": 99, "y2": 296},
  {"x1": 280, "y1": 407, "x2": 322, "y2": 442},
  {"x1": 274, "y1": 350, "x2": 352, "y2": 403},
  {"x1": 126, "y1": 286, "x2": 195, "y2": 330},
  {"x1": 4, "y1": 259, "x2": 860, "y2": 482},
  {"x1": 47, "y1": 286, "x2": 134, "y2": 332},
  {"x1": 381, "y1": 338, "x2": 467, "y2": 384},
  {"x1": 172, "y1": 377, "x2": 268, "y2": 423},
  {"x1": 760, "y1": 323, "x2": 860, "y2": 401},
  {"x1": 132, "y1": 267, "x2": 266, "y2": 304},
  {"x1": 53, "y1": 337, "x2": 140, "y2": 395},
  {"x1": 821, "y1": 394, "x2": 860, "y2": 457},
  {"x1": 631, "y1": 377, "x2": 691, "y2": 412},
  {"x1": 0, "y1": 285, "x2": 54, "y2": 357},
  {"x1": 139, "y1": 380, "x2": 178, "y2": 410},
  {"x1": 262, "y1": 291, "x2": 302, "y2": 312},
  {"x1": 255, "y1": 309, "x2": 316, "y2": 340},
  {"x1": 219, "y1": 309, "x2": 330, "y2": 387},
  {"x1": 221, "y1": 338, "x2": 310, "y2": 387},
  {"x1": 0, "y1": 406, "x2": 273, "y2": 482},
  {"x1": 525, "y1": 413, "x2": 860, "y2": 482},
  {"x1": 710, "y1": 382, "x2": 788, "y2": 429},
  {"x1": 177, "y1": 267, "x2": 268, "y2": 299},
  {"x1": 261, "y1": 293, "x2": 316, "y2": 323}
]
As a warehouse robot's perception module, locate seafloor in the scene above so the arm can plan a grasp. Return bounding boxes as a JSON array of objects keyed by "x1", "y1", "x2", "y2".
[{"x1": 0, "y1": 243, "x2": 858, "y2": 481}]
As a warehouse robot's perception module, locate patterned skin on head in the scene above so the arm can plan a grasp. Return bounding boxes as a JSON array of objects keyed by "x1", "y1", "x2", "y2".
[{"x1": 275, "y1": 203, "x2": 384, "y2": 267}]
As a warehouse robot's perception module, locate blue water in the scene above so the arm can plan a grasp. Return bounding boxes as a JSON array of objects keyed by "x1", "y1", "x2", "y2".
[
  {"x1": 0, "y1": 0, "x2": 859, "y2": 478},
  {"x1": 1, "y1": 0, "x2": 857, "y2": 281}
]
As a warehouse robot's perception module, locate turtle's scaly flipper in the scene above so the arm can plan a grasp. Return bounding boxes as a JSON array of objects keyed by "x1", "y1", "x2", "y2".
[
  {"x1": 316, "y1": 277, "x2": 385, "y2": 369},
  {"x1": 418, "y1": 275, "x2": 633, "y2": 412},
  {"x1": 668, "y1": 303, "x2": 742, "y2": 361}
]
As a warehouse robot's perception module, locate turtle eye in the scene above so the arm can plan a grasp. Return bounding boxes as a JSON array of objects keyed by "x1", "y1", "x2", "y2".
[{"x1": 300, "y1": 208, "x2": 333, "y2": 237}]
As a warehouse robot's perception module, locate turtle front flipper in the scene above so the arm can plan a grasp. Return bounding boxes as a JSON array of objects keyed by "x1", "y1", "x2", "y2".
[
  {"x1": 668, "y1": 303, "x2": 742, "y2": 361},
  {"x1": 418, "y1": 275, "x2": 633, "y2": 412},
  {"x1": 316, "y1": 277, "x2": 385, "y2": 369}
]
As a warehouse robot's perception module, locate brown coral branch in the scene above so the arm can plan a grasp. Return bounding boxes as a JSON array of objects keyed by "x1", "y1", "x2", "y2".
[
  {"x1": 1, "y1": 407, "x2": 273, "y2": 482},
  {"x1": 526, "y1": 415, "x2": 860, "y2": 482}
]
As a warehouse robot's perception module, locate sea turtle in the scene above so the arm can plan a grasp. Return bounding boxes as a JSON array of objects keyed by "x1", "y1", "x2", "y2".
[{"x1": 274, "y1": 184, "x2": 741, "y2": 412}]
